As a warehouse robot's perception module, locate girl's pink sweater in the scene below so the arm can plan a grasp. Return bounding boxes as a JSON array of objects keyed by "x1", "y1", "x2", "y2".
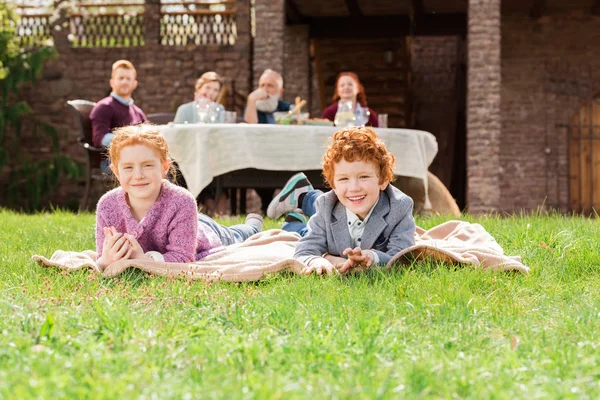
[{"x1": 95, "y1": 180, "x2": 224, "y2": 262}]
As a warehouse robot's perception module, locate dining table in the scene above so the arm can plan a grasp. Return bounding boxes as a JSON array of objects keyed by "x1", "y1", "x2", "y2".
[{"x1": 159, "y1": 123, "x2": 438, "y2": 212}]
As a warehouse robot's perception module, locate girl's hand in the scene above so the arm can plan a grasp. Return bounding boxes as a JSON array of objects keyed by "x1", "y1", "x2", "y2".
[
  {"x1": 125, "y1": 234, "x2": 146, "y2": 259},
  {"x1": 102, "y1": 226, "x2": 116, "y2": 252},
  {"x1": 338, "y1": 247, "x2": 374, "y2": 274},
  {"x1": 302, "y1": 257, "x2": 335, "y2": 275},
  {"x1": 97, "y1": 231, "x2": 132, "y2": 268}
]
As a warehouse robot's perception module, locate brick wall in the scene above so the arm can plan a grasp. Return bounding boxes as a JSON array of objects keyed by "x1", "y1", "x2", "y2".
[
  {"x1": 501, "y1": 13, "x2": 600, "y2": 212},
  {"x1": 282, "y1": 25, "x2": 310, "y2": 107},
  {"x1": 253, "y1": 0, "x2": 285, "y2": 87},
  {"x1": 467, "y1": 0, "x2": 502, "y2": 214},
  {"x1": 3, "y1": 0, "x2": 251, "y2": 209}
]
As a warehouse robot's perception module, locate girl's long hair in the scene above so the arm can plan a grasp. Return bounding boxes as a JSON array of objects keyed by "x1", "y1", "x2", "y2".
[{"x1": 332, "y1": 72, "x2": 368, "y2": 107}]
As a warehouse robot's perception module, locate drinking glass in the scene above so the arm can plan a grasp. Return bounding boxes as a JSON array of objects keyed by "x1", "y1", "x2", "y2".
[
  {"x1": 224, "y1": 111, "x2": 237, "y2": 123},
  {"x1": 334, "y1": 100, "x2": 356, "y2": 128},
  {"x1": 378, "y1": 113, "x2": 388, "y2": 128}
]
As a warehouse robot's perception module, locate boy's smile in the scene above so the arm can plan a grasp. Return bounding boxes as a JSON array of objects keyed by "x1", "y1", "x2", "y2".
[{"x1": 332, "y1": 158, "x2": 387, "y2": 220}]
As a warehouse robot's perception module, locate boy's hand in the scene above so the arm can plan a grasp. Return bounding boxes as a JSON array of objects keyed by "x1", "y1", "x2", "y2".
[
  {"x1": 302, "y1": 257, "x2": 336, "y2": 276},
  {"x1": 338, "y1": 247, "x2": 374, "y2": 274},
  {"x1": 125, "y1": 234, "x2": 146, "y2": 260}
]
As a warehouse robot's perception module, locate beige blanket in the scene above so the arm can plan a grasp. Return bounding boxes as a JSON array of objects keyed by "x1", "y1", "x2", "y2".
[
  {"x1": 387, "y1": 220, "x2": 529, "y2": 273},
  {"x1": 32, "y1": 221, "x2": 529, "y2": 281}
]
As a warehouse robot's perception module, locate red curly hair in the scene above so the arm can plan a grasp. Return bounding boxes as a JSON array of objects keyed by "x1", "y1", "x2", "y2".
[
  {"x1": 332, "y1": 72, "x2": 368, "y2": 107},
  {"x1": 109, "y1": 123, "x2": 176, "y2": 179},
  {"x1": 322, "y1": 126, "x2": 395, "y2": 188}
]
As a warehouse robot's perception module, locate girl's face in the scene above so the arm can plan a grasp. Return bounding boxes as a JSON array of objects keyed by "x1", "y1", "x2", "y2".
[
  {"x1": 112, "y1": 144, "x2": 169, "y2": 205},
  {"x1": 195, "y1": 81, "x2": 221, "y2": 102},
  {"x1": 337, "y1": 76, "x2": 359, "y2": 102}
]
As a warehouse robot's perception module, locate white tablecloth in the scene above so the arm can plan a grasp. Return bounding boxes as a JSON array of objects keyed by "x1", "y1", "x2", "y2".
[{"x1": 160, "y1": 124, "x2": 438, "y2": 202}]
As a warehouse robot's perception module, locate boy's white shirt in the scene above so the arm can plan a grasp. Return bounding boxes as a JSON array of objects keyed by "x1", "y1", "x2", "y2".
[{"x1": 345, "y1": 196, "x2": 380, "y2": 263}]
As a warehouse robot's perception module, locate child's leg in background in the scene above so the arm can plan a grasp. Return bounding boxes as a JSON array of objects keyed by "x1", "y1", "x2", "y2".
[
  {"x1": 281, "y1": 189, "x2": 323, "y2": 237},
  {"x1": 198, "y1": 213, "x2": 263, "y2": 246},
  {"x1": 300, "y1": 189, "x2": 322, "y2": 217}
]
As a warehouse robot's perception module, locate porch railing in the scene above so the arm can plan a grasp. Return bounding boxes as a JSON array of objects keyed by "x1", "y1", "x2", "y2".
[{"x1": 12, "y1": 0, "x2": 237, "y2": 48}]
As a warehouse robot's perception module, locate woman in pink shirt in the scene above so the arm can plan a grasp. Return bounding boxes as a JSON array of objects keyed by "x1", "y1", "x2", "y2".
[{"x1": 95, "y1": 124, "x2": 263, "y2": 270}]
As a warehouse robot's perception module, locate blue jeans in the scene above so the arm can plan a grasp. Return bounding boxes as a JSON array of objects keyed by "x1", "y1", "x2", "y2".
[
  {"x1": 100, "y1": 159, "x2": 110, "y2": 174},
  {"x1": 198, "y1": 214, "x2": 259, "y2": 246},
  {"x1": 282, "y1": 189, "x2": 323, "y2": 237}
]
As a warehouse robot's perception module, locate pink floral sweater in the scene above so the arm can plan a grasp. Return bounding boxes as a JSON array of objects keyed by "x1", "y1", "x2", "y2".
[{"x1": 95, "y1": 180, "x2": 225, "y2": 262}]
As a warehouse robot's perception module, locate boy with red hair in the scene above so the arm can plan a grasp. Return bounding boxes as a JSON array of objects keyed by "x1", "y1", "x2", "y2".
[{"x1": 267, "y1": 126, "x2": 415, "y2": 275}]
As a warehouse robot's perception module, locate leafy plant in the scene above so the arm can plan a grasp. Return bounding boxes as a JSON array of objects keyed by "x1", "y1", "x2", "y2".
[{"x1": 0, "y1": 3, "x2": 82, "y2": 211}]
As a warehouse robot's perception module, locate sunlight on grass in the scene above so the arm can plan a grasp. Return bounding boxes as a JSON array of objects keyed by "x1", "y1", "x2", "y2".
[{"x1": 0, "y1": 209, "x2": 599, "y2": 398}]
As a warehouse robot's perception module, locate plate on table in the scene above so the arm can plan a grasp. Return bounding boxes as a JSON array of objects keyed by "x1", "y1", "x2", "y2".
[{"x1": 306, "y1": 118, "x2": 334, "y2": 126}]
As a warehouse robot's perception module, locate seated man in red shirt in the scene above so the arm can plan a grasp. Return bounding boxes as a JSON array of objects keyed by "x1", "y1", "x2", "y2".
[{"x1": 90, "y1": 59, "x2": 147, "y2": 171}]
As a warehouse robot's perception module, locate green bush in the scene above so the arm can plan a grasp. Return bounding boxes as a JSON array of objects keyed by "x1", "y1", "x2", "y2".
[{"x1": 0, "y1": 4, "x2": 81, "y2": 211}]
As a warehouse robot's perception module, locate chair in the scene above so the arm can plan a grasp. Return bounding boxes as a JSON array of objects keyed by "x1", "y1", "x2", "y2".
[
  {"x1": 66, "y1": 99, "x2": 103, "y2": 211},
  {"x1": 147, "y1": 112, "x2": 175, "y2": 125}
]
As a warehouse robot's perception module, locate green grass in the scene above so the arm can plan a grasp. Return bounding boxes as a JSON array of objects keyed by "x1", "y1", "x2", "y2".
[{"x1": 0, "y1": 209, "x2": 599, "y2": 399}]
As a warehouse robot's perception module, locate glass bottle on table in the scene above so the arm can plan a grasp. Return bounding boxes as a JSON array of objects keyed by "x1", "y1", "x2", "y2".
[
  {"x1": 334, "y1": 100, "x2": 356, "y2": 128},
  {"x1": 195, "y1": 97, "x2": 211, "y2": 123},
  {"x1": 355, "y1": 105, "x2": 370, "y2": 126}
]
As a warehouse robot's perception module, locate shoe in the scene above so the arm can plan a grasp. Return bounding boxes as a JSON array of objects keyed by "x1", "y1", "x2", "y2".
[
  {"x1": 285, "y1": 208, "x2": 307, "y2": 224},
  {"x1": 267, "y1": 172, "x2": 313, "y2": 219},
  {"x1": 245, "y1": 213, "x2": 263, "y2": 232}
]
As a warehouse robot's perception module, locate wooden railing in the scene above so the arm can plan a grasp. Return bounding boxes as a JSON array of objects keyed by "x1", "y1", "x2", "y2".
[
  {"x1": 13, "y1": 0, "x2": 237, "y2": 48},
  {"x1": 160, "y1": 1, "x2": 237, "y2": 46}
]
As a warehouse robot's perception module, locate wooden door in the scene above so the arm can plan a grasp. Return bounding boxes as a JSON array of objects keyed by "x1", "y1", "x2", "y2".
[{"x1": 569, "y1": 95, "x2": 600, "y2": 214}]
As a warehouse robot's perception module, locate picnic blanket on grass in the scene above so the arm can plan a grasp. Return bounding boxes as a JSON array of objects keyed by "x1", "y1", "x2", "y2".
[
  {"x1": 32, "y1": 221, "x2": 529, "y2": 281},
  {"x1": 388, "y1": 221, "x2": 529, "y2": 273}
]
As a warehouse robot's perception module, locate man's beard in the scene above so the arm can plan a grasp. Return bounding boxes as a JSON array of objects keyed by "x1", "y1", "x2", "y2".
[{"x1": 256, "y1": 94, "x2": 279, "y2": 113}]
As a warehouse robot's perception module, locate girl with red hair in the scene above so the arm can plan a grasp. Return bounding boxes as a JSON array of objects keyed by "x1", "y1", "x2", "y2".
[{"x1": 322, "y1": 72, "x2": 379, "y2": 127}]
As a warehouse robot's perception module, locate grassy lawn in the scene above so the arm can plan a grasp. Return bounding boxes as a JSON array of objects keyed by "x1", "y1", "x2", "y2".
[{"x1": 0, "y1": 209, "x2": 599, "y2": 398}]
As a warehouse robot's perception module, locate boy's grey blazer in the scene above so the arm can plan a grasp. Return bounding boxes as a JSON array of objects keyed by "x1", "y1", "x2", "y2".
[{"x1": 294, "y1": 185, "x2": 416, "y2": 265}]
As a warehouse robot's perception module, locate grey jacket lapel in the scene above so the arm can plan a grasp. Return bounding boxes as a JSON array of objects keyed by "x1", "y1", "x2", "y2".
[
  {"x1": 330, "y1": 201, "x2": 353, "y2": 252},
  {"x1": 361, "y1": 192, "x2": 390, "y2": 249}
]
